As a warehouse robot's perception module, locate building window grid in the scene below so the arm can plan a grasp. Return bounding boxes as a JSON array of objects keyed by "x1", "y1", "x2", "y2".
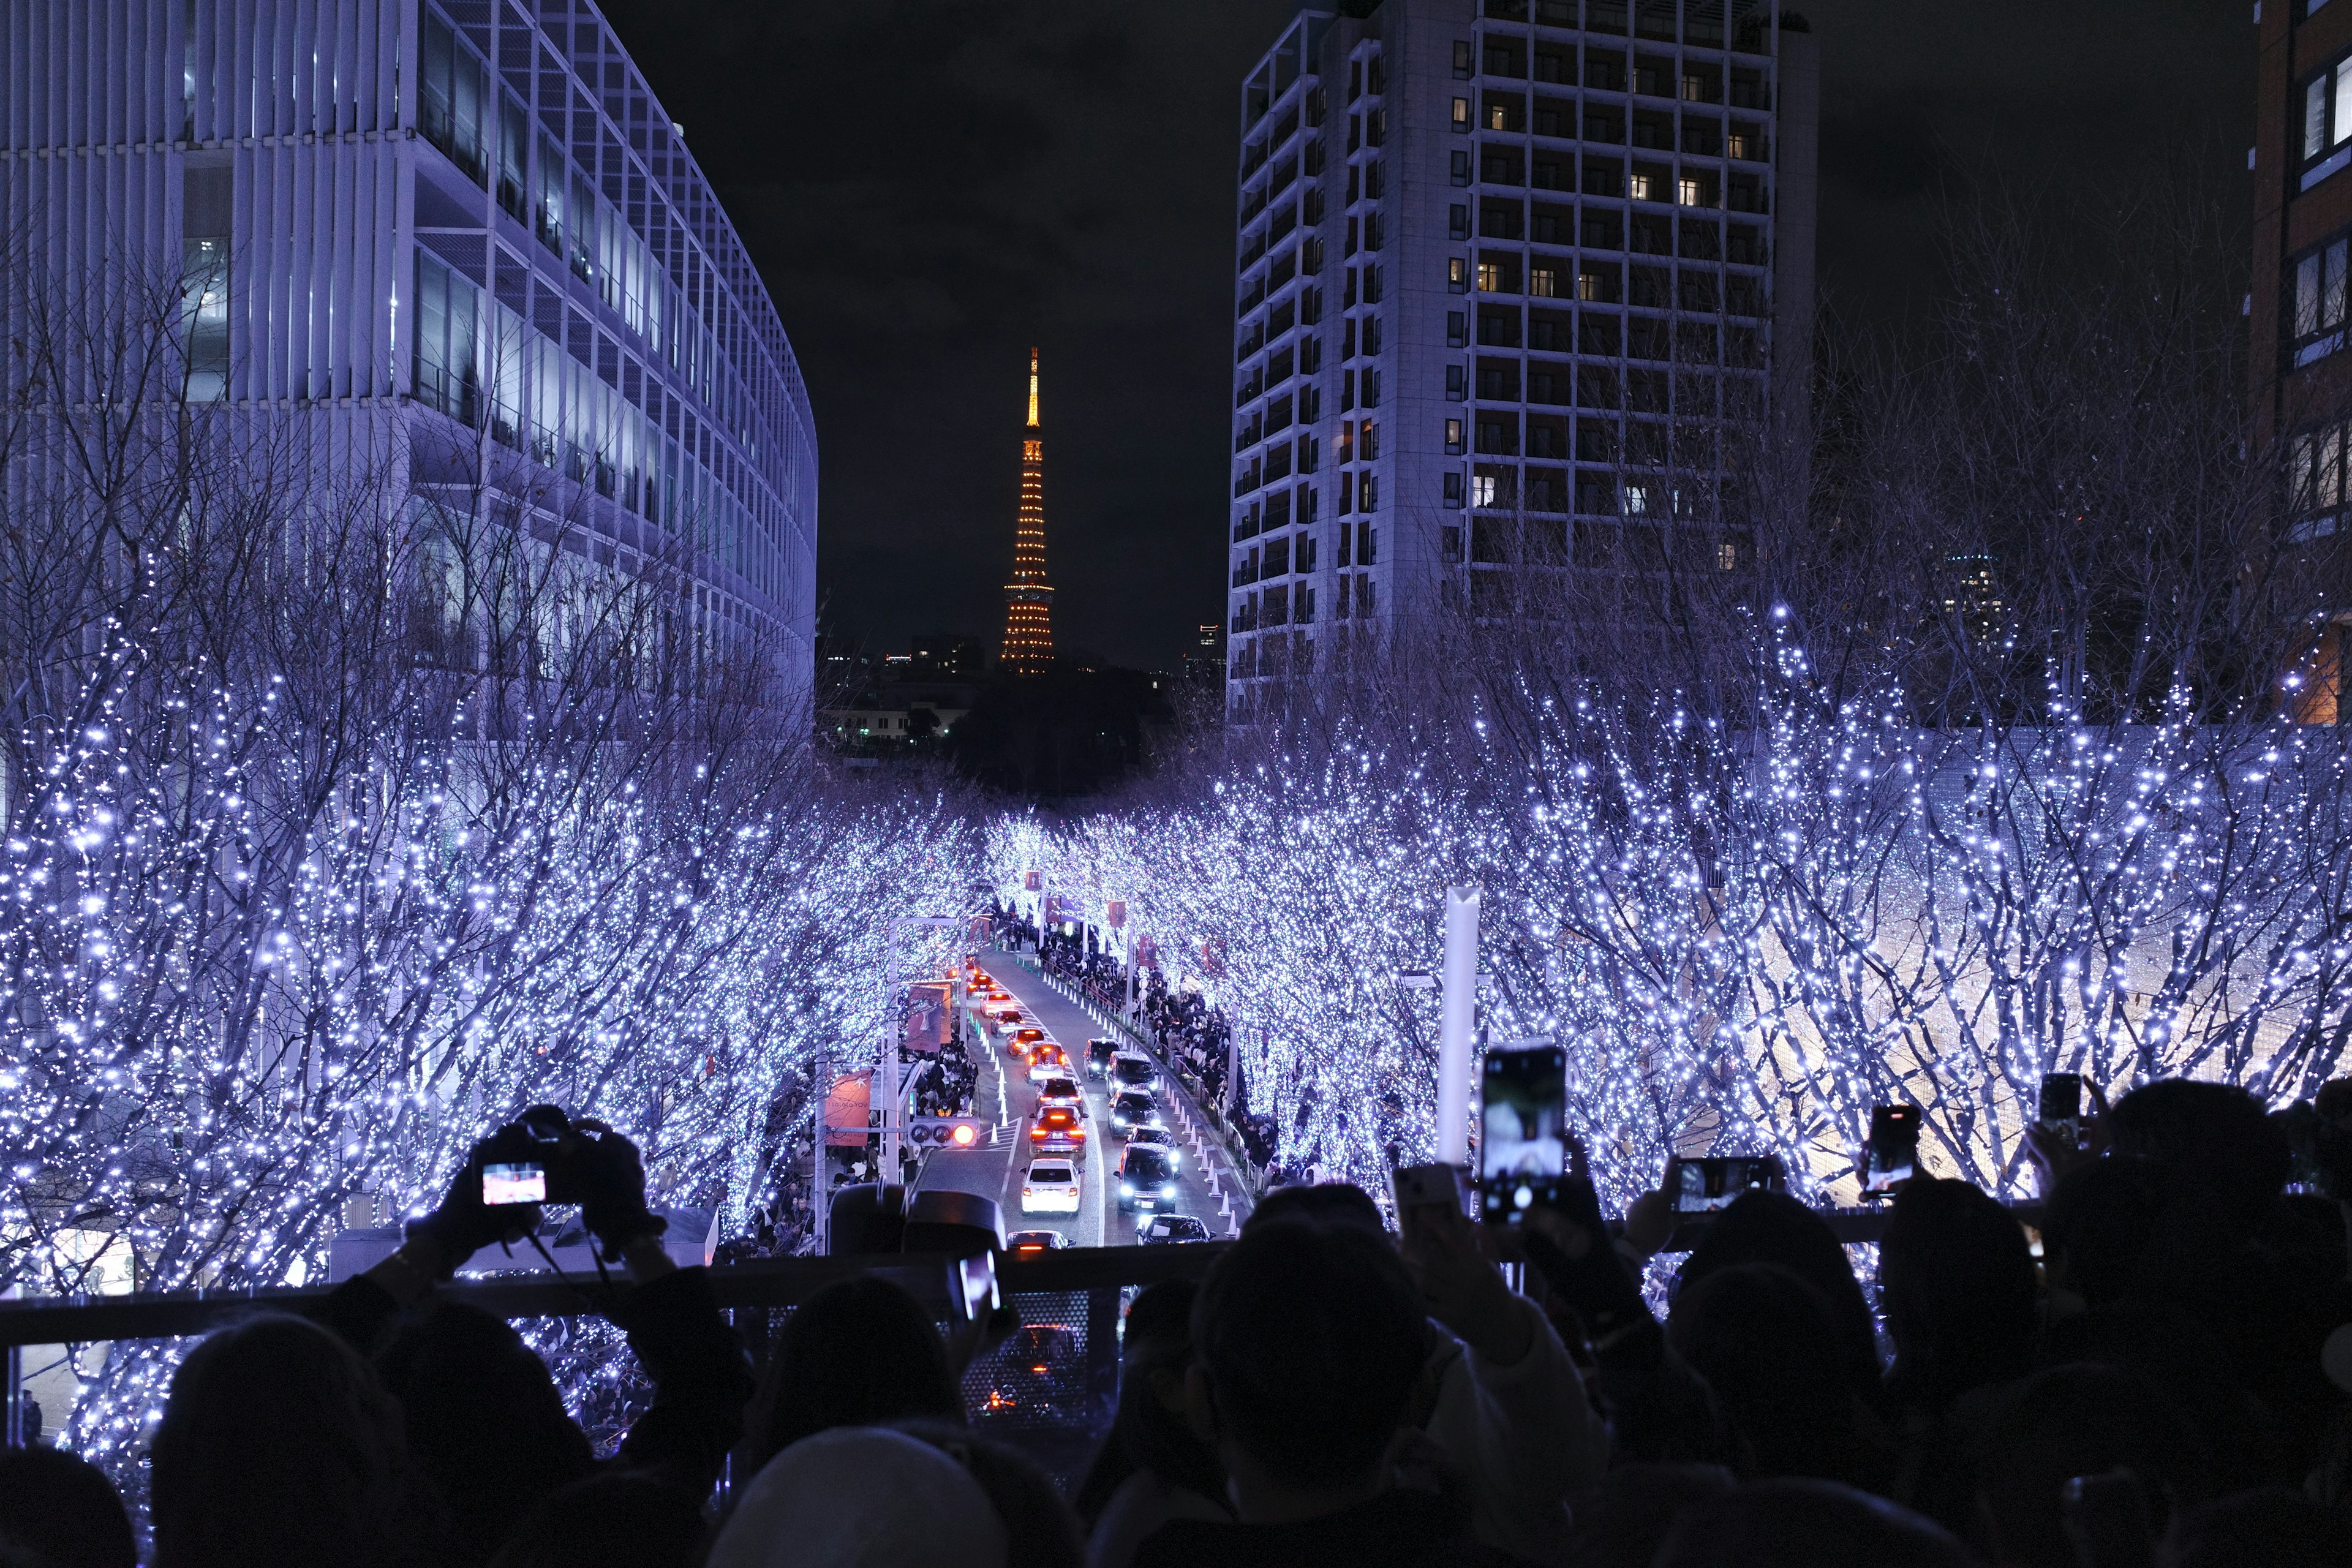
[{"x1": 1454, "y1": 8, "x2": 1772, "y2": 521}]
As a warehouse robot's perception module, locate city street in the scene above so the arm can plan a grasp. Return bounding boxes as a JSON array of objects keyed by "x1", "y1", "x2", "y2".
[{"x1": 940, "y1": 956, "x2": 1232, "y2": 1248}]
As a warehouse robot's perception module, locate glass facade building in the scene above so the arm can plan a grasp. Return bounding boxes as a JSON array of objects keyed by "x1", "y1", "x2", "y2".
[{"x1": 0, "y1": 0, "x2": 816, "y2": 707}]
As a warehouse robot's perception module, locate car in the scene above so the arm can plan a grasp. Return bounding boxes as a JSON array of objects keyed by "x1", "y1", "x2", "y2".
[
  {"x1": 1026, "y1": 1047, "x2": 1071, "y2": 1084},
  {"x1": 1013, "y1": 1025, "x2": 1047, "y2": 1048},
  {"x1": 1085, "y1": 1038, "x2": 1118, "y2": 1079},
  {"x1": 1125, "y1": 1122, "x2": 1180, "y2": 1169},
  {"x1": 1109, "y1": 1051, "x2": 1159, "y2": 1093},
  {"x1": 1109, "y1": 1088, "x2": 1158, "y2": 1133},
  {"x1": 1137, "y1": 1213, "x2": 1210, "y2": 1245},
  {"x1": 1020, "y1": 1158, "x2": 1081, "y2": 1214},
  {"x1": 979, "y1": 1322, "x2": 1081, "y2": 1422},
  {"x1": 1005, "y1": 1229, "x2": 1072, "y2": 1255},
  {"x1": 1029, "y1": 1104, "x2": 1086, "y2": 1152},
  {"x1": 1115, "y1": 1145, "x2": 1179, "y2": 1213},
  {"x1": 1035, "y1": 1074, "x2": 1084, "y2": 1115}
]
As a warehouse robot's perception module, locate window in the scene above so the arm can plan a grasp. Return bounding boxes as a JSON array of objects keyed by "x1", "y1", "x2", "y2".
[
  {"x1": 1453, "y1": 40, "x2": 1473, "y2": 78},
  {"x1": 1445, "y1": 471, "x2": 1466, "y2": 505},
  {"x1": 1452, "y1": 150, "x2": 1473, "y2": 186},
  {"x1": 1452, "y1": 97, "x2": 1472, "y2": 132},
  {"x1": 1451, "y1": 203, "x2": 1471, "y2": 240},
  {"x1": 1676, "y1": 176, "x2": 1705, "y2": 206},
  {"x1": 2290, "y1": 419, "x2": 2349, "y2": 537},
  {"x1": 1359, "y1": 472, "x2": 1379, "y2": 511},
  {"x1": 1473, "y1": 474, "x2": 1498, "y2": 506},
  {"x1": 413, "y1": 250, "x2": 480, "y2": 425},
  {"x1": 497, "y1": 94, "x2": 529, "y2": 222},
  {"x1": 2306, "y1": 57, "x2": 2352, "y2": 185},
  {"x1": 1577, "y1": 270, "x2": 1605, "y2": 301},
  {"x1": 1359, "y1": 418, "x2": 1379, "y2": 460},
  {"x1": 418, "y1": 10, "x2": 488, "y2": 185},
  {"x1": 1450, "y1": 257, "x2": 1471, "y2": 293},
  {"x1": 1447, "y1": 364, "x2": 1468, "y2": 400},
  {"x1": 1449, "y1": 310, "x2": 1468, "y2": 347},
  {"x1": 1623, "y1": 483, "x2": 1649, "y2": 516},
  {"x1": 1718, "y1": 540, "x2": 1738, "y2": 571},
  {"x1": 1361, "y1": 368, "x2": 1381, "y2": 406},
  {"x1": 1487, "y1": 102, "x2": 1510, "y2": 131},
  {"x1": 1529, "y1": 266, "x2": 1559, "y2": 298},
  {"x1": 181, "y1": 164, "x2": 230, "y2": 402},
  {"x1": 2291, "y1": 235, "x2": 2351, "y2": 365},
  {"x1": 1628, "y1": 172, "x2": 1654, "y2": 200},
  {"x1": 1477, "y1": 261, "x2": 1502, "y2": 291},
  {"x1": 1360, "y1": 523, "x2": 1378, "y2": 565},
  {"x1": 1680, "y1": 74, "x2": 1705, "y2": 101},
  {"x1": 1446, "y1": 418, "x2": 1466, "y2": 455}
]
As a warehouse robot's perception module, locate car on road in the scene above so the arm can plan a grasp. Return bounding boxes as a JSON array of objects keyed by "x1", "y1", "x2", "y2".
[
  {"x1": 1005, "y1": 1229, "x2": 1072, "y2": 1254},
  {"x1": 1012, "y1": 1025, "x2": 1046, "y2": 1049},
  {"x1": 1085, "y1": 1038, "x2": 1118, "y2": 1079},
  {"x1": 1030, "y1": 1104, "x2": 1086, "y2": 1153},
  {"x1": 979, "y1": 1322, "x2": 1081, "y2": 1423},
  {"x1": 1109, "y1": 1088, "x2": 1158, "y2": 1134},
  {"x1": 1115, "y1": 1145, "x2": 1179, "y2": 1213},
  {"x1": 1021, "y1": 1158, "x2": 1081, "y2": 1215},
  {"x1": 1109, "y1": 1051, "x2": 1159, "y2": 1094},
  {"x1": 1026, "y1": 1045, "x2": 1071, "y2": 1084},
  {"x1": 1137, "y1": 1213, "x2": 1210, "y2": 1245},
  {"x1": 1125, "y1": 1122, "x2": 1180, "y2": 1168},
  {"x1": 1035, "y1": 1075, "x2": 1084, "y2": 1118}
]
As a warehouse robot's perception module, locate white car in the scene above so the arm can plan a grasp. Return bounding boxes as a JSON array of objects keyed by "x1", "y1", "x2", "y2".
[
  {"x1": 1035, "y1": 1074, "x2": 1085, "y2": 1119},
  {"x1": 1026, "y1": 1047, "x2": 1072, "y2": 1085},
  {"x1": 1021, "y1": 1158, "x2": 1082, "y2": 1215}
]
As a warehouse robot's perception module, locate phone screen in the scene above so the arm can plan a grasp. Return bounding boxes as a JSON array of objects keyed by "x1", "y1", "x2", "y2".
[
  {"x1": 1667, "y1": 1155, "x2": 1786, "y2": 1213},
  {"x1": 959, "y1": 1251, "x2": 1000, "y2": 1321},
  {"x1": 2040, "y1": 1072, "x2": 2082, "y2": 1132},
  {"x1": 1479, "y1": 1043, "x2": 1567, "y2": 1223},
  {"x1": 1863, "y1": 1105, "x2": 1920, "y2": 1196},
  {"x1": 481, "y1": 1162, "x2": 546, "y2": 1206}
]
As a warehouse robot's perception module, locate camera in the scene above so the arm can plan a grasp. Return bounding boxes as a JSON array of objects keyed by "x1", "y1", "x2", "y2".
[{"x1": 478, "y1": 1104, "x2": 587, "y2": 1208}]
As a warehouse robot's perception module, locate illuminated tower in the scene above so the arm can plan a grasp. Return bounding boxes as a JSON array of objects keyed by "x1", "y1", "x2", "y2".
[{"x1": 1001, "y1": 347, "x2": 1057, "y2": 676}]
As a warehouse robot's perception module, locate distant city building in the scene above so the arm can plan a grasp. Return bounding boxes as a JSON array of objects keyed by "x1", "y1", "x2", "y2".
[
  {"x1": 2255, "y1": 0, "x2": 2352, "y2": 718},
  {"x1": 0, "y1": 0, "x2": 816, "y2": 711},
  {"x1": 1226, "y1": 0, "x2": 1817, "y2": 720},
  {"x1": 914, "y1": 635, "x2": 989, "y2": 677},
  {"x1": 1001, "y1": 348, "x2": 1057, "y2": 676}
]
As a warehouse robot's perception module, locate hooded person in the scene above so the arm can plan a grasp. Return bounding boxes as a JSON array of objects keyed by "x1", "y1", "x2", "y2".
[{"x1": 707, "y1": 1427, "x2": 1010, "y2": 1568}]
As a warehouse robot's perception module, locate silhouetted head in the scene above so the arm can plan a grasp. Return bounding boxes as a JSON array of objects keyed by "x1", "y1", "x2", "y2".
[
  {"x1": 1195, "y1": 1218, "x2": 1429, "y2": 1494},
  {"x1": 752, "y1": 1275, "x2": 961, "y2": 1469},
  {"x1": 1969, "y1": 1363, "x2": 2206, "y2": 1568},
  {"x1": 892, "y1": 1422, "x2": 1083, "y2": 1568},
  {"x1": 2106, "y1": 1080, "x2": 2288, "y2": 1244},
  {"x1": 152, "y1": 1313, "x2": 417, "y2": 1568},
  {"x1": 1242, "y1": 1180, "x2": 1387, "y2": 1240},
  {"x1": 1880, "y1": 1176, "x2": 2037, "y2": 1412},
  {"x1": 1679, "y1": 1189, "x2": 1879, "y2": 1399},
  {"x1": 1564, "y1": 1463, "x2": 1736, "y2": 1568},
  {"x1": 2168, "y1": 1487, "x2": 2350, "y2": 1568},
  {"x1": 0, "y1": 1446, "x2": 136, "y2": 1568},
  {"x1": 1668, "y1": 1263, "x2": 1875, "y2": 1486},
  {"x1": 375, "y1": 1300, "x2": 594, "y2": 1562},
  {"x1": 2041, "y1": 1155, "x2": 2172, "y2": 1307},
  {"x1": 1654, "y1": 1479, "x2": 1981, "y2": 1568}
]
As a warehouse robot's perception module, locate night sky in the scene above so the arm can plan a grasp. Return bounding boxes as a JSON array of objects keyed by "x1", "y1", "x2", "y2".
[{"x1": 596, "y1": 1, "x2": 2255, "y2": 674}]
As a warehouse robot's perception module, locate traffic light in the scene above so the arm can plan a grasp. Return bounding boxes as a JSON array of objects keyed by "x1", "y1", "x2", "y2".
[{"x1": 908, "y1": 1117, "x2": 989, "y2": 1150}]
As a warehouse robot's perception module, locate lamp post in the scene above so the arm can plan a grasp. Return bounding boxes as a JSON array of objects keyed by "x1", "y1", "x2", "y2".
[{"x1": 1436, "y1": 887, "x2": 1481, "y2": 1167}]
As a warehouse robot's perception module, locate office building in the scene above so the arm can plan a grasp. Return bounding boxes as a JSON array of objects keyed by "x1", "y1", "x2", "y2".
[
  {"x1": 1225, "y1": 0, "x2": 1817, "y2": 717},
  {"x1": 1001, "y1": 347, "x2": 1057, "y2": 675},
  {"x1": 0, "y1": 0, "x2": 817, "y2": 709}
]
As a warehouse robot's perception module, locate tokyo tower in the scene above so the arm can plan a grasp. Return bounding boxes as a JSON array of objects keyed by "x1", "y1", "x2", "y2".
[{"x1": 1000, "y1": 347, "x2": 1055, "y2": 676}]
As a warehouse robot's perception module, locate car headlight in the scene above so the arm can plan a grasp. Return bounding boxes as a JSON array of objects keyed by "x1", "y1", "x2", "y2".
[
  {"x1": 1162, "y1": 1183, "x2": 1177, "y2": 1196},
  {"x1": 1121, "y1": 1182, "x2": 1134, "y2": 1195}
]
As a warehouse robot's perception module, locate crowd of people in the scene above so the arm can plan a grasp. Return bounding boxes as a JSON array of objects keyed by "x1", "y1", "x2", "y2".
[{"x1": 9, "y1": 1079, "x2": 2352, "y2": 1566}]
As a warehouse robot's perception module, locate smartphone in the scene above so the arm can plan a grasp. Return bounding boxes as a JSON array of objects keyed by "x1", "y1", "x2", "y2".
[
  {"x1": 1664, "y1": 1155, "x2": 1786, "y2": 1213},
  {"x1": 1392, "y1": 1162, "x2": 1466, "y2": 1213},
  {"x1": 2040, "y1": 1072, "x2": 2083, "y2": 1146},
  {"x1": 958, "y1": 1251, "x2": 1000, "y2": 1321},
  {"x1": 481, "y1": 1162, "x2": 546, "y2": 1206},
  {"x1": 1479, "y1": 1043, "x2": 1568, "y2": 1223},
  {"x1": 1863, "y1": 1104, "x2": 1921, "y2": 1196}
]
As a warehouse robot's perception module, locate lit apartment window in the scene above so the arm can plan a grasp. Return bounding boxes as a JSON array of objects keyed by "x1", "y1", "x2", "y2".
[
  {"x1": 1718, "y1": 540, "x2": 1738, "y2": 571},
  {"x1": 1453, "y1": 40, "x2": 1473, "y2": 78},
  {"x1": 2304, "y1": 55, "x2": 2352, "y2": 187},
  {"x1": 1680, "y1": 74, "x2": 1704, "y2": 101},
  {"x1": 1727, "y1": 130, "x2": 1755, "y2": 159},
  {"x1": 1676, "y1": 176, "x2": 1704, "y2": 206},
  {"x1": 1487, "y1": 102, "x2": 1509, "y2": 131},
  {"x1": 1473, "y1": 474, "x2": 1498, "y2": 506},
  {"x1": 1450, "y1": 257, "x2": 1471, "y2": 293},
  {"x1": 1577, "y1": 271, "x2": 1604, "y2": 301},
  {"x1": 1477, "y1": 261, "x2": 1502, "y2": 291},
  {"x1": 1446, "y1": 418, "x2": 1466, "y2": 455},
  {"x1": 1529, "y1": 266, "x2": 1559, "y2": 298},
  {"x1": 1629, "y1": 172, "x2": 1654, "y2": 200},
  {"x1": 1623, "y1": 483, "x2": 1650, "y2": 515},
  {"x1": 2291, "y1": 235, "x2": 2351, "y2": 366},
  {"x1": 1452, "y1": 97, "x2": 1471, "y2": 132}
]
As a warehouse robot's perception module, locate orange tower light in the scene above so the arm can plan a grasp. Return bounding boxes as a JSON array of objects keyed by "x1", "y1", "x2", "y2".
[{"x1": 1000, "y1": 347, "x2": 1056, "y2": 676}]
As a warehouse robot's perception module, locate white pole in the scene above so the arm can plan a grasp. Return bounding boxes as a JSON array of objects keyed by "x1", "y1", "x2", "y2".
[{"x1": 1436, "y1": 885, "x2": 1480, "y2": 1166}]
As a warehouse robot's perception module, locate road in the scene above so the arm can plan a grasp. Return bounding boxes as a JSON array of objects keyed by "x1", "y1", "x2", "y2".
[{"x1": 951, "y1": 955, "x2": 1230, "y2": 1248}]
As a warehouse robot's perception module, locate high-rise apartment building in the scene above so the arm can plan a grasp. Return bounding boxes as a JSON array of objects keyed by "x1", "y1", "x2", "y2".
[
  {"x1": 1001, "y1": 348, "x2": 1057, "y2": 676},
  {"x1": 0, "y1": 0, "x2": 817, "y2": 709},
  {"x1": 1226, "y1": 0, "x2": 1816, "y2": 718}
]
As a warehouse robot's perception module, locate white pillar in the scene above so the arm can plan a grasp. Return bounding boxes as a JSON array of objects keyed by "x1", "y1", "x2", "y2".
[{"x1": 1436, "y1": 885, "x2": 1480, "y2": 1167}]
